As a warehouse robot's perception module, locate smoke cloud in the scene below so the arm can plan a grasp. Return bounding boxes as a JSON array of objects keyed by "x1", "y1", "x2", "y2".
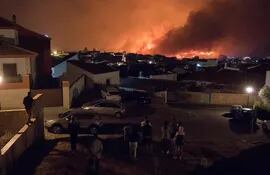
[
  {"x1": 0, "y1": 0, "x2": 205, "y2": 52},
  {"x1": 154, "y1": 0, "x2": 270, "y2": 57}
]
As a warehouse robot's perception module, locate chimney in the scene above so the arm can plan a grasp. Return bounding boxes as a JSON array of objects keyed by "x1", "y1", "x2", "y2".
[{"x1": 12, "y1": 14, "x2": 16, "y2": 24}]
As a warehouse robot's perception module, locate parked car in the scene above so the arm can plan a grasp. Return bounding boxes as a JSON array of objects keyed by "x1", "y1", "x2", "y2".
[
  {"x1": 45, "y1": 111, "x2": 101, "y2": 134},
  {"x1": 81, "y1": 99, "x2": 126, "y2": 118},
  {"x1": 45, "y1": 109, "x2": 139, "y2": 134},
  {"x1": 121, "y1": 90, "x2": 151, "y2": 104},
  {"x1": 230, "y1": 105, "x2": 253, "y2": 120},
  {"x1": 101, "y1": 87, "x2": 121, "y2": 101}
]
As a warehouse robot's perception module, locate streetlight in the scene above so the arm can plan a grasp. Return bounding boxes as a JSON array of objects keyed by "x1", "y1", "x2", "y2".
[
  {"x1": 245, "y1": 86, "x2": 254, "y2": 94},
  {"x1": 245, "y1": 86, "x2": 254, "y2": 107},
  {"x1": 245, "y1": 86, "x2": 256, "y2": 133},
  {"x1": 0, "y1": 76, "x2": 3, "y2": 83}
]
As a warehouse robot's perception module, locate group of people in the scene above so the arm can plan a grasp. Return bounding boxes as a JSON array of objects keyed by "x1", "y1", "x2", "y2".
[
  {"x1": 124, "y1": 116, "x2": 185, "y2": 161},
  {"x1": 123, "y1": 116, "x2": 153, "y2": 160},
  {"x1": 67, "y1": 115, "x2": 103, "y2": 175},
  {"x1": 161, "y1": 117, "x2": 185, "y2": 160}
]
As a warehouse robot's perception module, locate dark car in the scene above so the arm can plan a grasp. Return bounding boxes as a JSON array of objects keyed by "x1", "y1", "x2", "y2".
[
  {"x1": 121, "y1": 90, "x2": 151, "y2": 104},
  {"x1": 230, "y1": 105, "x2": 253, "y2": 121}
]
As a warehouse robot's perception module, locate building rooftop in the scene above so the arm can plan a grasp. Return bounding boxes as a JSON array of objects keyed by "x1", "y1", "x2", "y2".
[
  {"x1": 0, "y1": 42, "x2": 37, "y2": 57},
  {"x1": 69, "y1": 60, "x2": 117, "y2": 74},
  {"x1": 0, "y1": 17, "x2": 50, "y2": 40}
]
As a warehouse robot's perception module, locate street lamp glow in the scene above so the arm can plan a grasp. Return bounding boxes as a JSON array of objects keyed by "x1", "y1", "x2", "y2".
[
  {"x1": 245, "y1": 86, "x2": 254, "y2": 94},
  {"x1": 0, "y1": 76, "x2": 2, "y2": 83}
]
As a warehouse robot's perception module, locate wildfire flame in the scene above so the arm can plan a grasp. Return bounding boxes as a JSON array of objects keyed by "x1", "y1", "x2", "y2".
[{"x1": 129, "y1": 26, "x2": 219, "y2": 59}]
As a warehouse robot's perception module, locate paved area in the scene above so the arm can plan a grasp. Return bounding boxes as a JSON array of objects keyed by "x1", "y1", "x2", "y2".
[{"x1": 11, "y1": 98, "x2": 270, "y2": 175}]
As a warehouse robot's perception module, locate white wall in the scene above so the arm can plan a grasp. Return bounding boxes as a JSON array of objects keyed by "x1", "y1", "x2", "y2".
[
  {"x1": 69, "y1": 75, "x2": 85, "y2": 105},
  {"x1": 0, "y1": 57, "x2": 31, "y2": 77},
  {"x1": 66, "y1": 63, "x2": 120, "y2": 85},
  {"x1": 92, "y1": 71, "x2": 120, "y2": 85},
  {"x1": 266, "y1": 71, "x2": 270, "y2": 86},
  {"x1": 52, "y1": 54, "x2": 79, "y2": 78},
  {"x1": 0, "y1": 89, "x2": 29, "y2": 109},
  {"x1": 150, "y1": 73, "x2": 177, "y2": 81}
]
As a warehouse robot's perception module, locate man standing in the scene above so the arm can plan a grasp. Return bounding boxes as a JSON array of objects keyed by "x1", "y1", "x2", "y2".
[
  {"x1": 68, "y1": 115, "x2": 79, "y2": 151},
  {"x1": 128, "y1": 126, "x2": 139, "y2": 161},
  {"x1": 23, "y1": 92, "x2": 33, "y2": 124},
  {"x1": 141, "y1": 120, "x2": 152, "y2": 153},
  {"x1": 89, "y1": 133, "x2": 103, "y2": 175}
]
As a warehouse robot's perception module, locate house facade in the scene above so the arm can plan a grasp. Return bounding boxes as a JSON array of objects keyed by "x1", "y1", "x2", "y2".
[
  {"x1": 0, "y1": 16, "x2": 52, "y2": 88},
  {"x1": 0, "y1": 42, "x2": 37, "y2": 109},
  {"x1": 66, "y1": 61, "x2": 120, "y2": 86}
]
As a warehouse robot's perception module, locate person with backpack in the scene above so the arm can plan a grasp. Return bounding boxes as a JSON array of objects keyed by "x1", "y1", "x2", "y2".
[
  {"x1": 23, "y1": 92, "x2": 33, "y2": 124},
  {"x1": 161, "y1": 121, "x2": 171, "y2": 155},
  {"x1": 141, "y1": 120, "x2": 153, "y2": 153},
  {"x1": 173, "y1": 122, "x2": 185, "y2": 160}
]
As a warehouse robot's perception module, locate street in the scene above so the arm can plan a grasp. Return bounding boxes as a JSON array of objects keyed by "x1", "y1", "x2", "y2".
[{"x1": 12, "y1": 97, "x2": 270, "y2": 175}]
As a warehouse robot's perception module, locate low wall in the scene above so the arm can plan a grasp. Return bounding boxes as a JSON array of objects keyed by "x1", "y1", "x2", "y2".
[
  {"x1": 43, "y1": 106, "x2": 68, "y2": 120},
  {"x1": 32, "y1": 88, "x2": 63, "y2": 107},
  {"x1": 0, "y1": 94, "x2": 44, "y2": 175},
  {"x1": 0, "y1": 89, "x2": 29, "y2": 110},
  {"x1": 0, "y1": 110, "x2": 27, "y2": 137},
  {"x1": 167, "y1": 91, "x2": 257, "y2": 106},
  {"x1": 0, "y1": 118, "x2": 41, "y2": 175},
  {"x1": 167, "y1": 91, "x2": 210, "y2": 104}
]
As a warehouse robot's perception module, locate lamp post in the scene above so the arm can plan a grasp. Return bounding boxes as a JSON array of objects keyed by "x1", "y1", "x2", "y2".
[
  {"x1": 245, "y1": 86, "x2": 256, "y2": 133},
  {"x1": 245, "y1": 86, "x2": 254, "y2": 106}
]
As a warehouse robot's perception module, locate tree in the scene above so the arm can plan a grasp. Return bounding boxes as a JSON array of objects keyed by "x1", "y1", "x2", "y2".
[
  {"x1": 259, "y1": 85, "x2": 270, "y2": 110},
  {"x1": 255, "y1": 86, "x2": 270, "y2": 120}
]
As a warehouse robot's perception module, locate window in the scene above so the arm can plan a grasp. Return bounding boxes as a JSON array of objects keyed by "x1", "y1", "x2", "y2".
[{"x1": 3, "y1": 63, "x2": 17, "y2": 77}]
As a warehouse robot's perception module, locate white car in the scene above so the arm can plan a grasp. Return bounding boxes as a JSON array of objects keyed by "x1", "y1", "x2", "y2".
[
  {"x1": 101, "y1": 87, "x2": 121, "y2": 101},
  {"x1": 81, "y1": 100, "x2": 126, "y2": 118}
]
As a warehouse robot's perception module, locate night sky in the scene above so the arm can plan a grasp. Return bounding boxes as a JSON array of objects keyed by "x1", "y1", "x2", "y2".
[{"x1": 0, "y1": 0, "x2": 205, "y2": 52}]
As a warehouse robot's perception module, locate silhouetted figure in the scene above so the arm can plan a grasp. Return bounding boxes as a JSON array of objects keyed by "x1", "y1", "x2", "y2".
[
  {"x1": 161, "y1": 121, "x2": 171, "y2": 154},
  {"x1": 23, "y1": 92, "x2": 33, "y2": 124},
  {"x1": 89, "y1": 134, "x2": 103, "y2": 175},
  {"x1": 141, "y1": 120, "x2": 153, "y2": 153},
  {"x1": 173, "y1": 122, "x2": 185, "y2": 160},
  {"x1": 127, "y1": 126, "x2": 139, "y2": 160},
  {"x1": 68, "y1": 115, "x2": 79, "y2": 151},
  {"x1": 169, "y1": 117, "x2": 177, "y2": 139}
]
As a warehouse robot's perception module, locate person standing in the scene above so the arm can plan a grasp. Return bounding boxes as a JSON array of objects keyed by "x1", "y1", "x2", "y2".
[
  {"x1": 68, "y1": 115, "x2": 79, "y2": 151},
  {"x1": 169, "y1": 117, "x2": 177, "y2": 139},
  {"x1": 23, "y1": 92, "x2": 33, "y2": 124},
  {"x1": 141, "y1": 120, "x2": 153, "y2": 153},
  {"x1": 128, "y1": 126, "x2": 139, "y2": 160},
  {"x1": 89, "y1": 134, "x2": 103, "y2": 175},
  {"x1": 173, "y1": 122, "x2": 185, "y2": 160},
  {"x1": 161, "y1": 121, "x2": 171, "y2": 155}
]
